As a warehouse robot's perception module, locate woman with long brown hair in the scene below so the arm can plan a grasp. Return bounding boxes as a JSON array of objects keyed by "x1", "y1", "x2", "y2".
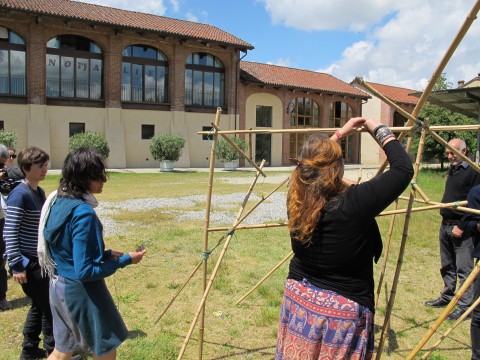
[{"x1": 276, "y1": 117, "x2": 413, "y2": 359}]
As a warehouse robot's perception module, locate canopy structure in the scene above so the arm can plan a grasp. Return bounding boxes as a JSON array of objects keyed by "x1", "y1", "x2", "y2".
[{"x1": 412, "y1": 86, "x2": 480, "y2": 120}]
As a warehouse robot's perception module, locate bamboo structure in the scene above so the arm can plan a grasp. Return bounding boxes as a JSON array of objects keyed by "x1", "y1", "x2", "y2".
[
  {"x1": 375, "y1": 199, "x2": 398, "y2": 309},
  {"x1": 420, "y1": 294, "x2": 480, "y2": 359},
  {"x1": 197, "y1": 107, "x2": 222, "y2": 359},
  {"x1": 406, "y1": 262, "x2": 480, "y2": 360},
  {"x1": 235, "y1": 251, "x2": 294, "y2": 305},
  {"x1": 172, "y1": 3, "x2": 480, "y2": 358}
]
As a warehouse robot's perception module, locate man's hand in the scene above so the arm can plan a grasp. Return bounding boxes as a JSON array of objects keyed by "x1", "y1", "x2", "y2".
[{"x1": 452, "y1": 225, "x2": 463, "y2": 238}]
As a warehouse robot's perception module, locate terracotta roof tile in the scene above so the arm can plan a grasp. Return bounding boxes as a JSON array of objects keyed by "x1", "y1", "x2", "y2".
[
  {"x1": 240, "y1": 61, "x2": 369, "y2": 98},
  {"x1": 359, "y1": 81, "x2": 419, "y2": 105},
  {"x1": 0, "y1": 0, "x2": 253, "y2": 49}
]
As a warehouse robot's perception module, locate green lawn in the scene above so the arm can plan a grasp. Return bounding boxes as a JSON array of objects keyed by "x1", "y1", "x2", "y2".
[{"x1": 0, "y1": 168, "x2": 473, "y2": 360}]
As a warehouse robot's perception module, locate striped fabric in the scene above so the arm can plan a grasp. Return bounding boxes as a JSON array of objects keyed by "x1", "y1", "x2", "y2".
[{"x1": 5, "y1": 183, "x2": 45, "y2": 269}]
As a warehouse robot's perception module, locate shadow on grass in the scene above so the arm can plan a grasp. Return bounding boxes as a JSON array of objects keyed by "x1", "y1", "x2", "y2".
[
  {"x1": 128, "y1": 329, "x2": 148, "y2": 339},
  {"x1": 8, "y1": 296, "x2": 30, "y2": 309},
  {"x1": 375, "y1": 315, "x2": 471, "y2": 357},
  {"x1": 171, "y1": 333, "x2": 275, "y2": 359}
]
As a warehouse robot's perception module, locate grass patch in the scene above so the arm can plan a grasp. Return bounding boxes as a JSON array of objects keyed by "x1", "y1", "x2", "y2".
[{"x1": 0, "y1": 168, "x2": 472, "y2": 359}]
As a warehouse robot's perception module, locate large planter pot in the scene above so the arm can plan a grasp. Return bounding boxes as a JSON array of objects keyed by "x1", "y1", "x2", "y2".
[
  {"x1": 160, "y1": 160, "x2": 174, "y2": 172},
  {"x1": 223, "y1": 160, "x2": 238, "y2": 171}
]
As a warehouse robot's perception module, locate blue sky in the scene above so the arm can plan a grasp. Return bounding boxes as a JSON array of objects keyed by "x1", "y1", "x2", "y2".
[{"x1": 73, "y1": 0, "x2": 480, "y2": 91}]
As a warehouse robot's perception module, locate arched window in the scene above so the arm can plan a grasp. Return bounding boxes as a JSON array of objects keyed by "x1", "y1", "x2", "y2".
[
  {"x1": 329, "y1": 101, "x2": 354, "y2": 162},
  {"x1": 122, "y1": 45, "x2": 168, "y2": 103},
  {"x1": 46, "y1": 35, "x2": 103, "y2": 99},
  {"x1": 0, "y1": 27, "x2": 26, "y2": 96},
  {"x1": 185, "y1": 53, "x2": 224, "y2": 107},
  {"x1": 288, "y1": 97, "x2": 320, "y2": 158}
]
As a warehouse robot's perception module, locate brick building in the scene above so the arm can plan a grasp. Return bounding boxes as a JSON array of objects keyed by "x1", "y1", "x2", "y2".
[
  {"x1": 0, "y1": 0, "x2": 369, "y2": 168},
  {"x1": 351, "y1": 80, "x2": 419, "y2": 163}
]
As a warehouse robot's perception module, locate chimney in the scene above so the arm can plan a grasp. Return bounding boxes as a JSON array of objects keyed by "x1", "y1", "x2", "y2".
[{"x1": 458, "y1": 80, "x2": 465, "y2": 88}]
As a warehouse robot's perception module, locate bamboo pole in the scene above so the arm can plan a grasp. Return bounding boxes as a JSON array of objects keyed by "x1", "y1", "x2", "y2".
[
  {"x1": 177, "y1": 165, "x2": 269, "y2": 359},
  {"x1": 154, "y1": 260, "x2": 203, "y2": 324},
  {"x1": 406, "y1": 261, "x2": 480, "y2": 360},
  {"x1": 236, "y1": 251, "x2": 294, "y2": 305},
  {"x1": 208, "y1": 222, "x2": 288, "y2": 232},
  {"x1": 197, "y1": 124, "x2": 480, "y2": 136},
  {"x1": 370, "y1": 0, "x2": 480, "y2": 176},
  {"x1": 211, "y1": 123, "x2": 266, "y2": 177},
  {"x1": 196, "y1": 107, "x2": 222, "y2": 360},
  {"x1": 427, "y1": 127, "x2": 480, "y2": 173},
  {"x1": 375, "y1": 200, "x2": 399, "y2": 309},
  {"x1": 375, "y1": 125, "x2": 428, "y2": 359},
  {"x1": 420, "y1": 294, "x2": 480, "y2": 359},
  {"x1": 375, "y1": 189, "x2": 415, "y2": 360}
]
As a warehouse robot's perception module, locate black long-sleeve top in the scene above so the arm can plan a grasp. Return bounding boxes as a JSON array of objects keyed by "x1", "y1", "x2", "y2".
[
  {"x1": 440, "y1": 163, "x2": 480, "y2": 221},
  {"x1": 288, "y1": 140, "x2": 414, "y2": 311}
]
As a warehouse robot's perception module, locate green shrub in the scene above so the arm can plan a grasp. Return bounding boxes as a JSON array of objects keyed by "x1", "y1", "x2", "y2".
[
  {"x1": 150, "y1": 134, "x2": 185, "y2": 162},
  {"x1": 216, "y1": 136, "x2": 248, "y2": 162},
  {"x1": 69, "y1": 131, "x2": 110, "y2": 158},
  {"x1": 0, "y1": 130, "x2": 18, "y2": 149}
]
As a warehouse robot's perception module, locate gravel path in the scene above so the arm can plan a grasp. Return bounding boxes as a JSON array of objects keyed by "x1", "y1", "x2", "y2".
[{"x1": 96, "y1": 191, "x2": 288, "y2": 237}]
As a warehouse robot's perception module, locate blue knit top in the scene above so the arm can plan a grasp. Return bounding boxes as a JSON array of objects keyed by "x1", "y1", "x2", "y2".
[{"x1": 44, "y1": 196, "x2": 131, "y2": 281}]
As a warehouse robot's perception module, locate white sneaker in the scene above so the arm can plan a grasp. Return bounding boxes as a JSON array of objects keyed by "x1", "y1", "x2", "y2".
[{"x1": 0, "y1": 298, "x2": 12, "y2": 310}]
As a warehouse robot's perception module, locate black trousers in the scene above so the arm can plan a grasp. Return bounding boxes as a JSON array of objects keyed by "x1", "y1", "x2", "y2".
[
  {"x1": 0, "y1": 218, "x2": 7, "y2": 300},
  {"x1": 20, "y1": 260, "x2": 54, "y2": 352},
  {"x1": 472, "y1": 263, "x2": 480, "y2": 360}
]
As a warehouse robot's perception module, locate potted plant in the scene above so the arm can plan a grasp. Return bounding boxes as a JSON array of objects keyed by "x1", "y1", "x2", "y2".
[
  {"x1": 150, "y1": 133, "x2": 185, "y2": 172},
  {"x1": 216, "y1": 136, "x2": 248, "y2": 171},
  {"x1": 69, "y1": 131, "x2": 110, "y2": 159},
  {"x1": 0, "y1": 130, "x2": 18, "y2": 149}
]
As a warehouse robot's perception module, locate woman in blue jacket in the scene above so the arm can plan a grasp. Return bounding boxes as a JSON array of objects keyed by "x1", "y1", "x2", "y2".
[{"x1": 41, "y1": 148, "x2": 146, "y2": 360}]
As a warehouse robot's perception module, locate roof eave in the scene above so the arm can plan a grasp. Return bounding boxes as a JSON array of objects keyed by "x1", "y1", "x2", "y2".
[{"x1": 0, "y1": 6, "x2": 254, "y2": 51}]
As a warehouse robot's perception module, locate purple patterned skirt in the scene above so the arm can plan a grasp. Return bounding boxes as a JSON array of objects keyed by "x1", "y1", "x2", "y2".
[{"x1": 276, "y1": 279, "x2": 374, "y2": 360}]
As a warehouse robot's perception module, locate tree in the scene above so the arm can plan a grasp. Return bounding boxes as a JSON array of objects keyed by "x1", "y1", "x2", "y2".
[
  {"x1": 414, "y1": 104, "x2": 477, "y2": 169},
  {"x1": 410, "y1": 72, "x2": 476, "y2": 169},
  {"x1": 69, "y1": 131, "x2": 110, "y2": 159},
  {"x1": 432, "y1": 72, "x2": 453, "y2": 91}
]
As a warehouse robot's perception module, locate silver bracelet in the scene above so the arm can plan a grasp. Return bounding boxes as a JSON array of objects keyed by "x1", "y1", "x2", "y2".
[{"x1": 375, "y1": 126, "x2": 395, "y2": 146}]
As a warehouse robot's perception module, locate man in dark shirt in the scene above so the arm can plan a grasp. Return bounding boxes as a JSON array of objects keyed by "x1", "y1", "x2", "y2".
[{"x1": 425, "y1": 138, "x2": 480, "y2": 320}]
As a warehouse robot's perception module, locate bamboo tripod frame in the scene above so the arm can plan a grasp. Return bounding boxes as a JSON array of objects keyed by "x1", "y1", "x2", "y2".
[{"x1": 156, "y1": 2, "x2": 480, "y2": 358}]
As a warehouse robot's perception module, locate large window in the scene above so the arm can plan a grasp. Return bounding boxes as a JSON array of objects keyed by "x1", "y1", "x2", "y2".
[
  {"x1": 288, "y1": 97, "x2": 320, "y2": 158},
  {"x1": 329, "y1": 101, "x2": 354, "y2": 162},
  {"x1": 256, "y1": 105, "x2": 272, "y2": 127},
  {"x1": 0, "y1": 27, "x2": 26, "y2": 96},
  {"x1": 46, "y1": 35, "x2": 103, "y2": 99},
  {"x1": 122, "y1": 45, "x2": 168, "y2": 103},
  {"x1": 185, "y1": 53, "x2": 224, "y2": 107}
]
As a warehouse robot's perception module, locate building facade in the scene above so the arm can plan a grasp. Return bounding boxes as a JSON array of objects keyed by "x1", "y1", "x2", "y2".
[
  {"x1": 0, "y1": 0, "x2": 369, "y2": 168},
  {"x1": 351, "y1": 80, "x2": 419, "y2": 164}
]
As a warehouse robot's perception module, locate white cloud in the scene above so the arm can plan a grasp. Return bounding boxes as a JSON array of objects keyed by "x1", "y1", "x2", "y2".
[
  {"x1": 185, "y1": 11, "x2": 199, "y2": 22},
  {"x1": 258, "y1": 0, "x2": 416, "y2": 32},
  {"x1": 268, "y1": 57, "x2": 293, "y2": 67},
  {"x1": 262, "y1": 0, "x2": 480, "y2": 90},
  {"x1": 71, "y1": 0, "x2": 167, "y2": 15},
  {"x1": 169, "y1": 0, "x2": 180, "y2": 13}
]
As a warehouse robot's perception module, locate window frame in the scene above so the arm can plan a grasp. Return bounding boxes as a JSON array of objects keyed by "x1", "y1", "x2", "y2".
[
  {"x1": 46, "y1": 35, "x2": 104, "y2": 101},
  {"x1": 0, "y1": 28, "x2": 26, "y2": 97},
  {"x1": 141, "y1": 124, "x2": 155, "y2": 140},
  {"x1": 185, "y1": 53, "x2": 225, "y2": 109},
  {"x1": 256, "y1": 105, "x2": 273, "y2": 127},
  {"x1": 121, "y1": 45, "x2": 169, "y2": 104},
  {"x1": 68, "y1": 122, "x2": 85, "y2": 137}
]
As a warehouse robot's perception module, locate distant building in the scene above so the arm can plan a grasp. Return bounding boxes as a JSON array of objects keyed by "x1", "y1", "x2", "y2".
[
  {"x1": 0, "y1": 0, "x2": 368, "y2": 168},
  {"x1": 351, "y1": 80, "x2": 419, "y2": 164}
]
